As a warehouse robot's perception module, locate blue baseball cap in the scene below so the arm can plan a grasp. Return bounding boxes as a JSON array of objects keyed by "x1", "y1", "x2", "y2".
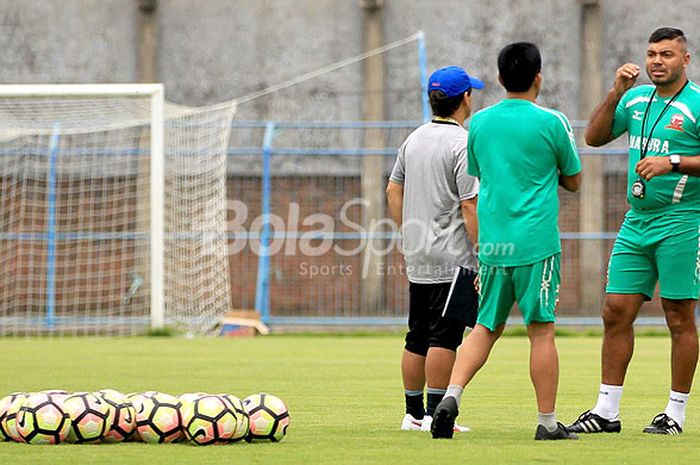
[{"x1": 428, "y1": 66, "x2": 484, "y2": 97}]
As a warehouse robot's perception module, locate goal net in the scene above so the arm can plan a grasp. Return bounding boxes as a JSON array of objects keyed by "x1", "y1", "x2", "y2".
[{"x1": 0, "y1": 84, "x2": 235, "y2": 336}]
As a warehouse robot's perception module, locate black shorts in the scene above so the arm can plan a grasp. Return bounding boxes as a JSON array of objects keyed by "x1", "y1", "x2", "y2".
[{"x1": 404, "y1": 272, "x2": 477, "y2": 355}]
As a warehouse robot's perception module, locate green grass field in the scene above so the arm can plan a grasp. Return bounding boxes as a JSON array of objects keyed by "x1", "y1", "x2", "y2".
[{"x1": 0, "y1": 333, "x2": 698, "y2": 465}]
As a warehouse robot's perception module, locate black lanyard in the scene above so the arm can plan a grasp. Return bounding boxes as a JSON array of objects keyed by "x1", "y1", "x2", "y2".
[{"x1": 639, "y1": 80, "x2": 688, "y2": 159}]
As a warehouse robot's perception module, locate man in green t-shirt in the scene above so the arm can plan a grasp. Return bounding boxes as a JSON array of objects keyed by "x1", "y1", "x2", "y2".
[
  {"x1": 431, "y1": 42, "x2": 582, "y2": 441},
  {"x1": 569, "y1": 27, "x2": 700, "y2": 436}
]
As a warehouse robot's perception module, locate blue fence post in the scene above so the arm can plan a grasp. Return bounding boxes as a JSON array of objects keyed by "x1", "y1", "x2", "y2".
[
  {"x1": 417, "y1": 31, "x2": 430, "y2": 123},
  {"x1": 46, "y1": 124, "x2": 61, "y2": 331},
  {"x1": 255, "y1": 121, "x2": 275, "y2": 325}
]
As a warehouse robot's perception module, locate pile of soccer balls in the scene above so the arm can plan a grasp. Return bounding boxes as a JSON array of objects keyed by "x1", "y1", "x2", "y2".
[{"x1": 0, "y1": 390, "x2": 289, "y2": 445}]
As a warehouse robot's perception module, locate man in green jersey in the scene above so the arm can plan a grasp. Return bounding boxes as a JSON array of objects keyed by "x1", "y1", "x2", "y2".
[
  {"x1": 569, "y1": 27, "x2": 700, "y2": 436},
  {"x1": 431, "y1": 42, "x2": 582, "y2": 441}
]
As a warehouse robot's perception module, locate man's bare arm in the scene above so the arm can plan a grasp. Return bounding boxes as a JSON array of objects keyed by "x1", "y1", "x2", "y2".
[
  {"x1": 678, "y1": 156, "x2": 700, "y2": 176},
  {"x1": 386, "y1": 181, "x2": 404, "y2": 229},
  {"x1": 460, "y1": 197, "x2": 478, "y2": 247},
  {"x1": 585, "y1": 63, "x2": 640, "y2": 147},
  {"x1": 636, "y1": 155, "x2": 700, "y2": 180},
  {"x1": 559, "y1": 172, "x2": 582, "y2": 192}
]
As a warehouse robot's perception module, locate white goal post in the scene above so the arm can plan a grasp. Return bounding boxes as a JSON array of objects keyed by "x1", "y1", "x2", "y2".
[{"x1": 0, "y1": 84, "x2": 235, "y2": 335}]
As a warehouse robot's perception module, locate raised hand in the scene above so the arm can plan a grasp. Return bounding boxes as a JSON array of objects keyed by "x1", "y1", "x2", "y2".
[{"x1": 613, "y1": 63, "x2": 641, "y2": 96}]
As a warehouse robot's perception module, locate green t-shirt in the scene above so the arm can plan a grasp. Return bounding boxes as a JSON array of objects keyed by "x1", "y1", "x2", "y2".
[
  {"x1": 613, "y1": 81, "x2": 700, "y2": 213},
  {"x1": 467, "y1": 99, "x2": 581, "y2": 266}
]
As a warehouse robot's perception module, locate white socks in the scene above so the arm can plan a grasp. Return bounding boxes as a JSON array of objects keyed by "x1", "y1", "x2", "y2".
[
  {"x1": 591, "y1": 384, "x2": 623, "y2": 420},
  {"x1": 590, "y1": 384, "x2": 690, "y2": 426},
  {"x1": 444, "y1": 384, "x2": 464, "y2": 408},
  {"x1": 537, "y1": 412, "x2": 558, "y2": 432},
  {"x1": 664, "y1": 390, "x2": 689, "y2": 427}
]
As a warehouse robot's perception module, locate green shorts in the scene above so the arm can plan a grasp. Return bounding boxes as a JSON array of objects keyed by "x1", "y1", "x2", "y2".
[
  {"x1": 476, "y1": 254, "x2": 561, "y2": 331},
  {"x1": 607, "y1": 210, "x2": 700, "y2": 300}
]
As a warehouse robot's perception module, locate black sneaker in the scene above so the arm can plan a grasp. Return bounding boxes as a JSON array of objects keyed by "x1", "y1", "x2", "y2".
[
  {"x1": 567, "y1": 410, "x2": 621, "y2": 433},
  {"x1": 642, "y1": 413, "x2": 683, "y2": 435},
  {"x1": 430, "y1": 397, "x2": 459, "y2": 439},
  {"x1": 535, "y1": 422, "x2": 579, "y2": 440}
]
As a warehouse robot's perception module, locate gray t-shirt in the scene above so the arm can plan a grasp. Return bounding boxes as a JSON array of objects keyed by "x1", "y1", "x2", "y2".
[{"x1": 389, "y1": 121, "x2": 480, "y2": 284}]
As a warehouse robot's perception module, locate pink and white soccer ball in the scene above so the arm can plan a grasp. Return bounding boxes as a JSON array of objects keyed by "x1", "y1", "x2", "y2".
[
  {"x1": 1, "y1": 393, "x2": 30, "y2": 442},
  {"x1": 16, "y1": 392, "x2": 71, "y2": 444},
  {"x1": 130, "y1": 391, "x2": 182, "y2": 443},
  {"x1": 63, "y1": 392, "x2": 113, "y2": 443},
  {"x1": 219, "y1": 393, "x2": 249, "y2": 442},
  {"x1": 96, "y1": 389, "x2": 136, "y2": 443}
]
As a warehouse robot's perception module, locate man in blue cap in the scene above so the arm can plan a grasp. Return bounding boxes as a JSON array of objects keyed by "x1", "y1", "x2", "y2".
[
  {"x1": 430, "y1": 43, "x2": 582, "y2": 440},
  {"x1": 387, "y1": 65, "x2": 483, "y2": 433}
]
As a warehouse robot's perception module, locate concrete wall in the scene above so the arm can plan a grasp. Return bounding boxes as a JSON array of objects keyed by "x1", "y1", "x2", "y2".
[
  {"x1": 1, "y1": 0, "x2": 699, "y2": 120},
  {"x1": 383, "y1": 0, "x2": 583, "y2": 118},
  {"x1": 0, "y1": 0, "x2": 137, "y2": 83},
  {"x1": 159, "y1": 0, "x2": 363, "y2": 120}
]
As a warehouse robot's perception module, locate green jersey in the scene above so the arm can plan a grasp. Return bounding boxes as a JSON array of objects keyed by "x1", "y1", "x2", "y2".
[
  {"x1": 467, "y1": 99, "x2": 581, "y2": 266},
  {"x1": 613, "y1": 81, "x2": 700, "y2": 213}
]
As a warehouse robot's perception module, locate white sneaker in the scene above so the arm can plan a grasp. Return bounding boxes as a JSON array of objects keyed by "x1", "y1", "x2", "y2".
[
  {"x1": 401, "y1": 413, "x2": 423, "y2": 431},
  {"x1": 420, "y1": 415, "x2": 471, "y2": 433}
]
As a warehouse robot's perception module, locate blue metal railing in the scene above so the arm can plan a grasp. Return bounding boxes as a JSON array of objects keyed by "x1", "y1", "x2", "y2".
[
  {"x1": 45, "y1": 125, "x2": 60, "y2": 331},
  {"x1": 417, "y1": 31, "x2": 430, "y2": 123},
  {"x1": 254, "y1": 121, "x2": 275, "y2": 324}
]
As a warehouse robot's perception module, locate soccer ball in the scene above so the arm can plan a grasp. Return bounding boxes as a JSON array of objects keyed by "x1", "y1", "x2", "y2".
[
  {"x1": 125, "y1": 392, "x2": 155, "y2": 442},
  {"x1": 243, "y1": 393, "x2": 290, "y2": 442},
  {"x1": 1, "y1": 393, "x2": 30, "y2": 442},
  {"x1": 0, "y1": 393, "x2": 28, "y2": 441},
  {"x1": 220, "y1": 394, "x2": 249, "y2": 442},
  {"x1": 64, "y1": 392, "x2": 113, "y2": 443},
  {"x1": 131, "y1": 392, "x2": 182, "y2": 443},
  {"x1": 0, "y1": 395, "x2": 10, "y2": 441},
  {"x1": 96, "y1": 389, "x2": 136, "y2": 443},
  {"x1": 16, "y1": 392, "x2": 71, "y2": 444},
  {"x1": 181, "y1": 394, "x2": 237, "y2": 445}
]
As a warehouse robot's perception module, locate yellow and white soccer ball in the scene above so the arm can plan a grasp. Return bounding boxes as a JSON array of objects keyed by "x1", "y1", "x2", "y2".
[
  {"x1": 131, "y1": 391, "x2": 182, "y2": 443},
  {"x1": 180, "y1": 394, "x2": 237, "y2": 445},
  {"x1": 243, "y1": 393, "x2": 290, "y2": 442},
  {"x1": 219, "y1": 393, "x2": 249, "y2": 442}
]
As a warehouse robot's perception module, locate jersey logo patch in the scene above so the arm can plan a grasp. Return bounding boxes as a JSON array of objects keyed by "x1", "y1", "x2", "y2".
[
  {"x1": 665, "y1": 113, "x2": 685, "y2": 132},
  {"x1": 632, "y1": 110, "x2": 644, "y2": 121}
]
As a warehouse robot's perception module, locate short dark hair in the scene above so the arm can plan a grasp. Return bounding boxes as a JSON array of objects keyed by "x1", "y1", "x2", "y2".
[
  {"x1": 497, "y1": 42, "x2": 541, "y2": 92},
  {"x1": 649, "y1": 27, "x2": 686, "y2": 44},
  {"x1": 429, "y1": 90, "x2": 465, "y2": 117}
]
